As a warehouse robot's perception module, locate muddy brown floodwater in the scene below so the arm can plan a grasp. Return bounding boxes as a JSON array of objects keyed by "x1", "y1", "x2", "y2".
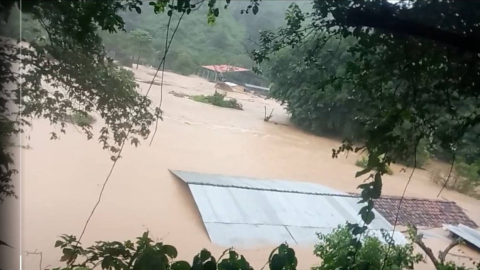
[{"x1": 2, "y1": 65, "x2": 479, "y2": 270}]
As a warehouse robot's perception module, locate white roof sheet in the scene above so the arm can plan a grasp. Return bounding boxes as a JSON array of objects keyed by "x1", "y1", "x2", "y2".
[
  {"x1": 446, "y1": 224, "x2": 480, "y2": 250},
  {"x1": 171, "y1": 170, "x2": 407, "y2": 248}
]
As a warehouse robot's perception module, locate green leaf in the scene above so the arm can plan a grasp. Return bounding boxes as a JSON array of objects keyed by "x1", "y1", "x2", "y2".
[
  {"x1": 361, "y1": 209, "x2": 375, "y2": 225},
  {"x1": 162, "y1": 245, "x2": 178, "y2": 258},
  {"x1": 172, "y1": 261, "x2": 191, "y2": 270},
  {"x1": 213, "y1": 8, "x2": 219, "y2": 17},
  {"x1": 200, "y1": 249, "x2": 211, "y2": 262},
  {"x1": 239, "y1": 255, "x2": 251, "y2": 270},
  {"x1": 167, "y1": 9, "x2": 173, "y2": 16},
  {"x1": 135, "y1": 6, "x2": 141, "y2": 14},
  {"x1": 204, "y1": 261, "x2": 216, "y2": 270},
  {"x1": 286, "y1": 248, "x2": 295, "y2": 264},
  {"x1": 252, "y1": 5, "x2": 259, "y2": 15},
  {"x1": 269, "y1": 254, "x2": 284, "y2": 270},
  {"x1": 355, "y1": 167, "x2": 371, "y2": 178},
  {"x1": 102, "y1": 256, "x2": 113, "y2": 269},
  {"x1": 54, "y1": 240, "x2": 63, "y2": 248},
  {"x1": 228, "y1": 250, "x2": 238, "y2": 260},
  {"x1": 352, "y1": 225, "x2": 367, "y2": 235}
]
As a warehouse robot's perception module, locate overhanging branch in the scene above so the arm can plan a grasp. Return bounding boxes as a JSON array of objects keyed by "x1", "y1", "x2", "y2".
[{"x1": 345, "y1": 8, "x2": 480, "y2": 53}]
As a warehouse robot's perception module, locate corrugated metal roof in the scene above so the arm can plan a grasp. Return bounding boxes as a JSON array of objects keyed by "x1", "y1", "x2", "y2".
[
  {"x1": 171, "y1": 170, "x2": 407, "y2": 248},
  {"x1": 202, "y1": 65, "x2": 249, "y2": 73},
  {"x1": 244, "y1": 83, "x2": 270, "y2": 91},
  {"x1": 446, "y1": 224, "x2": 480, "y2": 250}
]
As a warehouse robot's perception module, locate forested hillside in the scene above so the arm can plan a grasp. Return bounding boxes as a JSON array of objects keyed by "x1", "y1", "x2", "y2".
[
  {"x1": 0, "y1": 1, "x2": 298, "y2": 75},
  {"x1": 102, "y1": 1, "x2": 298, "y2": 75}
]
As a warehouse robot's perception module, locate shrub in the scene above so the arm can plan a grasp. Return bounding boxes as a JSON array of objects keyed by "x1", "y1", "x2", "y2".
[
  {"x1": 168, "y1": 53, "x2": 197, "y2": 75},
  {"x1": 313, "y1": 225, "x2": 423, "y2": 270},
  {"x1": 430, "y1": 158, "x2": 480, "y2": 198},
  {"x1": 402, "y1": 139, "x2": 431, "y2": 168},
  {"x1": 51, "y1": 228, "x2": 480, "y2": 270},
  {"x1": 53, "y1": 232, "x2": 297, "y2": 270},
  {"x1": 191, "y1": 92, "x2": 243, "y2": 110}
]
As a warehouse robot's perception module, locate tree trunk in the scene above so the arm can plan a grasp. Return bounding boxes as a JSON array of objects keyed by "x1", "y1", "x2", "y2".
[
  {"x1": 414, "y1": 233, "x2": 461, "y2": 270},
  {"x1": 136, "y1": 51, "x2": 141, "y2": 69}
]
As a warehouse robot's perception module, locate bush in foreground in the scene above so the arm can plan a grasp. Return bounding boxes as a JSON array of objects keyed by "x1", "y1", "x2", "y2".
[
  {"x1": 49, "y1": 224, "x2": 480, "y2": 270},
  {"x1": 313, "y1": 226, "x2": 422, "y2": 270}
]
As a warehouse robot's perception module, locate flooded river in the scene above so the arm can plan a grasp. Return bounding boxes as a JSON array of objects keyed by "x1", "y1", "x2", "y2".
[{"x1": 3, "y1": 66, "x2": 479, "y2": 270}]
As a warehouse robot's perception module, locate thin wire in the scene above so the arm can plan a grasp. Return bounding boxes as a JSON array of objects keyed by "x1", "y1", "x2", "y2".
[
  {"x1": 436, "y1": 153, "x2": 456, "y2": 198},
  {"x1": 159, "y1": 13, "x2": 172, "y2": 112},
  {"x1": 144, "y1": 15, "x2": 173, "y2": 99},
  {"x1": 149, "y1": 12, "x2": 185, "y2": 146},
  {"x1": 76, "y1": 10, "x2": 184, "y2": 244},
  {"x1": 77, "y1": 130, "x2": 130, "y2": 243},
  {"x1": 380, "y1": 141, "x2": 418, "y2": 270}
]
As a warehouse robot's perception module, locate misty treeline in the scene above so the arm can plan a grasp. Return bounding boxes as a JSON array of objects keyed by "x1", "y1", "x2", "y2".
[
  {"x1": 105, "y1": 2, "x2": 301, "y2": 75},
  {"x1": 0, "y1": 2, "x2": 288, "y2": 74}
]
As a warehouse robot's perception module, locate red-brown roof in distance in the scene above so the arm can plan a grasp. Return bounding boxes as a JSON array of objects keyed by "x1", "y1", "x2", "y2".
[{"x1": 202, "y1": 65, "x2": 249, "y2": 73}]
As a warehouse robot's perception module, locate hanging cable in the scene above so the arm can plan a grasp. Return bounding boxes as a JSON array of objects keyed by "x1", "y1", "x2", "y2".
[
  {"x1": 149, "y1": 12, "x2": 185, "y2": 146},
  {"x1": 76, "y1": 8, "x2": 184, "y2": 245},
  {"x1": 436, "y1": 153, "x2": 456, "y2": 198},
  {"x1": 380, "y1": 140, "x2": 418, "y2": 270}
]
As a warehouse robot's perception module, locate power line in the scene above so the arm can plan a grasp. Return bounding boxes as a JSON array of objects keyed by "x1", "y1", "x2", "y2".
[
  {"x1": 436, "y1": 153, "x2": 456, "y2": 198},
  {"x1": 380, "y1": 141, "x2": 418, "y2": 270}
]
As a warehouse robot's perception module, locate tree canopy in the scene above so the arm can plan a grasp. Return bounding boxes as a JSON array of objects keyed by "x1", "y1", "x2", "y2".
[{"x1": 0, "y1": 0, "x2": 154, "y2": 201}]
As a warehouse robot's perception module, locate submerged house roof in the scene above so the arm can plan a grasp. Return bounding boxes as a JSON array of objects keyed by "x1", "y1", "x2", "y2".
[
  {"x1": 446, "y1": 224, "x2": 480, "y2": 250},
  {"x1": 244, "y1": 83, "x2": 270, "y2": 91},
  {"x1": 171, "y1": 170, "x2": 407, "y2": 248},
  {"x1": 373, "y1": 196, "x2": 477, "y2": 228},
  {"x1": 202, "y1": 65, "x2": 249, "y2": 73}
]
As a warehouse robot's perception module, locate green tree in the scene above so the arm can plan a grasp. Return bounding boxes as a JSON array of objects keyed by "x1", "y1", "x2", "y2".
[
  {"x1": 0, "y1": 0, "x2": 154, "y2": 202},
  {"x1": 130, "y1": 28, "x2": 153, "y2": 69}
]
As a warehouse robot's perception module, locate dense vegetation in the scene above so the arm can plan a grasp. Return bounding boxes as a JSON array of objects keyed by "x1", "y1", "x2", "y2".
[
  {"x1": 259, "y1": 1, "x2": 480, "y2": 198},
  {"x1": 98, "y1": 2, "x2": 296, "y2": 76},
  {"x1": 50, "y1": 225, "x2": 480, "y2": 270}
]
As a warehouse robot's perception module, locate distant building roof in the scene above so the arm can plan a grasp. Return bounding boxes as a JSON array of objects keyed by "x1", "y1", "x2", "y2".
[
  {"x1": 171, "y1": 170, "x2": 407, "y2": 248},
  {"x1": 202, "y1": 65, "x2": 249, "y2": 73},
  {"x1": 244, "y1": 83, "x2": 270, "y2": 91}
]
